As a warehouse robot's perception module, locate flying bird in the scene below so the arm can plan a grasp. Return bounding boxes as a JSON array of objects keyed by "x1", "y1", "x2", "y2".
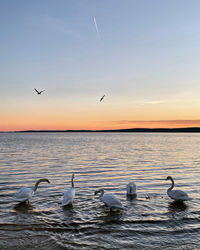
[
  {"x1": 34, "y1": 88, "x2": 45, "y2": 95},
  {"x1": 100, "y1": 94, "x2": 105, "y2": 102}
]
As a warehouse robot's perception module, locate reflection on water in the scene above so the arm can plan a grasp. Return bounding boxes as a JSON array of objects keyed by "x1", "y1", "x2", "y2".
[
  {"x1": 126, "y1": 193, "x2": 137, "y2": 201},
  {"x1": 167, "y1": 201, "x2": 188, "y2": 222},
  {"x1": 14, "y1": 201, "x2": 34, "y2": 212},
  {"x1": 168, "y1": 200, "x2": 188, "y2": 212},
  {"x1": 98, "y1": 212, "x2": 123, "y2": 224},
  {"x1": 0, "y1": 132, "x2": 200, "y2": 249}
]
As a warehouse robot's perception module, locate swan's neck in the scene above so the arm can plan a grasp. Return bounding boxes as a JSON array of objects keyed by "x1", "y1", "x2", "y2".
[
  {"x1": 34, "y1": 179, "x2": 48, "y2": 192},
  {"x1": 71, "y1": 175, "x2": 74, "y2": 188},
  {"x1": 130, "y1": 185, "x2": 133, "y2": 193},
  {"x1": 168, "y1": 178, "x2": 174, "y2": 192},
  {"x1": 99, "y1": 189, "x2": 104, "y2": 197}
]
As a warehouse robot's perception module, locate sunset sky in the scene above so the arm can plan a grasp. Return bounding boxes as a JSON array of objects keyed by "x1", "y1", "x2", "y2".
[{"x1": 1, "y1": 0, "x2": 200, "y2": 131}]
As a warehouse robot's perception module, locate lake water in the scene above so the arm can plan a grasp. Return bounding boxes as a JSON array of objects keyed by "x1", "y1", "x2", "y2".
[{"x1": 0, "y1": 132, "x2": 200, "y2": 249}]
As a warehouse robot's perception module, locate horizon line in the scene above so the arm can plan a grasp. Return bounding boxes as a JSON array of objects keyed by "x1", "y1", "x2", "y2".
[{"x1": 1, "y1": 127, "x2": 200, "y2": 133}]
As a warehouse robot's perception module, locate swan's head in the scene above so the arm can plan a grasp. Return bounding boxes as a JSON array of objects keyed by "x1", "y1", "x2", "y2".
[
  {"x1": 94, "y1": 189, "x2": 104, "y2": 196},
  {"x1": 94, "y1": 190, "x2": 100, "y2": 195},
  {"x1": 166, "y1": 176, "x2": 172, "y2": 181},
  {"x1": 40, "y1": 178, "x2": 50, "y2": 183}
]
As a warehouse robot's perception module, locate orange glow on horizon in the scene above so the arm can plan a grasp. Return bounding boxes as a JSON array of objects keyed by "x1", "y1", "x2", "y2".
[
  {"x1": 1, "y1": 119, "x2": 200, "y2": 132},
  {"x1": 1, "y1": 100, "x2": 200, "y2": 131}
]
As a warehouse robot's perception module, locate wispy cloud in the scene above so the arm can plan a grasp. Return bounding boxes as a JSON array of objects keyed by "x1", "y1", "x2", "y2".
[
  {"x1": 143, "y1": 100, "x2": 165, "y2": 104},
  {"x1": 130, "y1": 100, "x2": 166, "y2": 105},
  {"x1": 30, "y1": 15, "x2": 83, "y2": 40},
  {"x1": 93, "y1": 16, "x2": 99, "y2": 34},
  {"x1": 44, "y1": 16, "x2": 81, "y2": 38}
]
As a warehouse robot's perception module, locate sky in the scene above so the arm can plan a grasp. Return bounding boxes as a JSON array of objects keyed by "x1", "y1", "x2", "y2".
[{"x1": 1, "y1": 0, "x2": 200, "y2": 131}]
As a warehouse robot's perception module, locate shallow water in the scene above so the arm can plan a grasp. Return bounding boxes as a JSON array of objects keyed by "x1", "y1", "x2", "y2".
[{"x1": 0, "y1": 132, "x2": 200, "y2": 249}]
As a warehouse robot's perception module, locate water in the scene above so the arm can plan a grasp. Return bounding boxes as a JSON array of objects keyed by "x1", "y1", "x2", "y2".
[{"x1": 0, "y1": 132, "x2": 200, "y2": 249}]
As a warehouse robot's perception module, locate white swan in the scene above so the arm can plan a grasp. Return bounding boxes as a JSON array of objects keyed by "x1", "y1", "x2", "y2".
[
  {"x1": 61, "y1": 174, "x2": 75, "y2": 207},
  {"x1": 13, "y1": 178, "x2": 50, "y2": 203},
  {"x1": 94, "y1": 188, "x2": 126, "y2": 211},
  {"x1": 165, "y1": 176, "x2": 192, "y2": 201},
  {"x1": 126, "y1": 182, "x2": 137, "y2": 196}
]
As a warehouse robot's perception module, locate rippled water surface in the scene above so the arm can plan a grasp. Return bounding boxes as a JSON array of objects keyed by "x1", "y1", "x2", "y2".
[{"x1": 0, "y1": 132, "x2": 200, "y2": 249}]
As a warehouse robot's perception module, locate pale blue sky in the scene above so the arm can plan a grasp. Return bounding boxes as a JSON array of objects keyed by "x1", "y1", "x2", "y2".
[{"x1": 1, "y1": 0, "x2": 200, "y2": 130}]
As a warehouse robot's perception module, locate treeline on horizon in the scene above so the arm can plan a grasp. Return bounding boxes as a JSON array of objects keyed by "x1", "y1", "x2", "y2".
[{"x1": 9, "y1": 127, "x2": 200, "y2": 133}]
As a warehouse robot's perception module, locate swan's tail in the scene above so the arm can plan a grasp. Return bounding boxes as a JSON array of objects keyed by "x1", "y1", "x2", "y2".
[
  {"x1": 111, "y1": 205, "x2": 127, "y2": 211},
  {"x1": 61, "y1": 200, "x2": 73, "y2": 207}
]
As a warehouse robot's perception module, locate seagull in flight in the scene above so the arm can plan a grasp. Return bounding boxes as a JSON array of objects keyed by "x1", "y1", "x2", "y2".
[
  {"x1": 34, "y1": 88, "x2": 45, "y2": 95},
  {"x1": 100, "y1": 94, "x2": 105, "y2": 102}
]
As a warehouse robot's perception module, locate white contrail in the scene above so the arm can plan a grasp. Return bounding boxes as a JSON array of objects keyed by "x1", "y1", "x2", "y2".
[{"x1": 93, "y1": 16, "x2": 99, "y2": 34}]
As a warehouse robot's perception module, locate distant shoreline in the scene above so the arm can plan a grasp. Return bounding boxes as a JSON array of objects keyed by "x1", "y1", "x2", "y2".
[{"x1": 2, "y1": 127, "x2": 200, "y2": 133}]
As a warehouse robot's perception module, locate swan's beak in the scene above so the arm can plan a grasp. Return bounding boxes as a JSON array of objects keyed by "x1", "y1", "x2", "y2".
[{"x1": 47, "y1": 179, "x2": 50, "y2": 183}]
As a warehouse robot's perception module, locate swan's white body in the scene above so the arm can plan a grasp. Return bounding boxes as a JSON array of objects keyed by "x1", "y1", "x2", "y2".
[
  {"x1": 14, "y1": 187, "x2": 34, "y2": 202},
  {"x1": 61, "y1": 187, "x2": 75, "y2": 206},
  {"x1": 166, "y1": 176, "x2": 192, "y2": 201},
  {"x1": 13, "y1": 178, "x2": 50, "y2": 203},
  {"x1": 61, "y1": 174, "x2": 75, "y2": 207},
  {"x1": 126, "y1": 182, "x2": 137, "y2": 195},
  {"x1": 95, "y1": 189, "x2": 126, "y2": 211}
]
